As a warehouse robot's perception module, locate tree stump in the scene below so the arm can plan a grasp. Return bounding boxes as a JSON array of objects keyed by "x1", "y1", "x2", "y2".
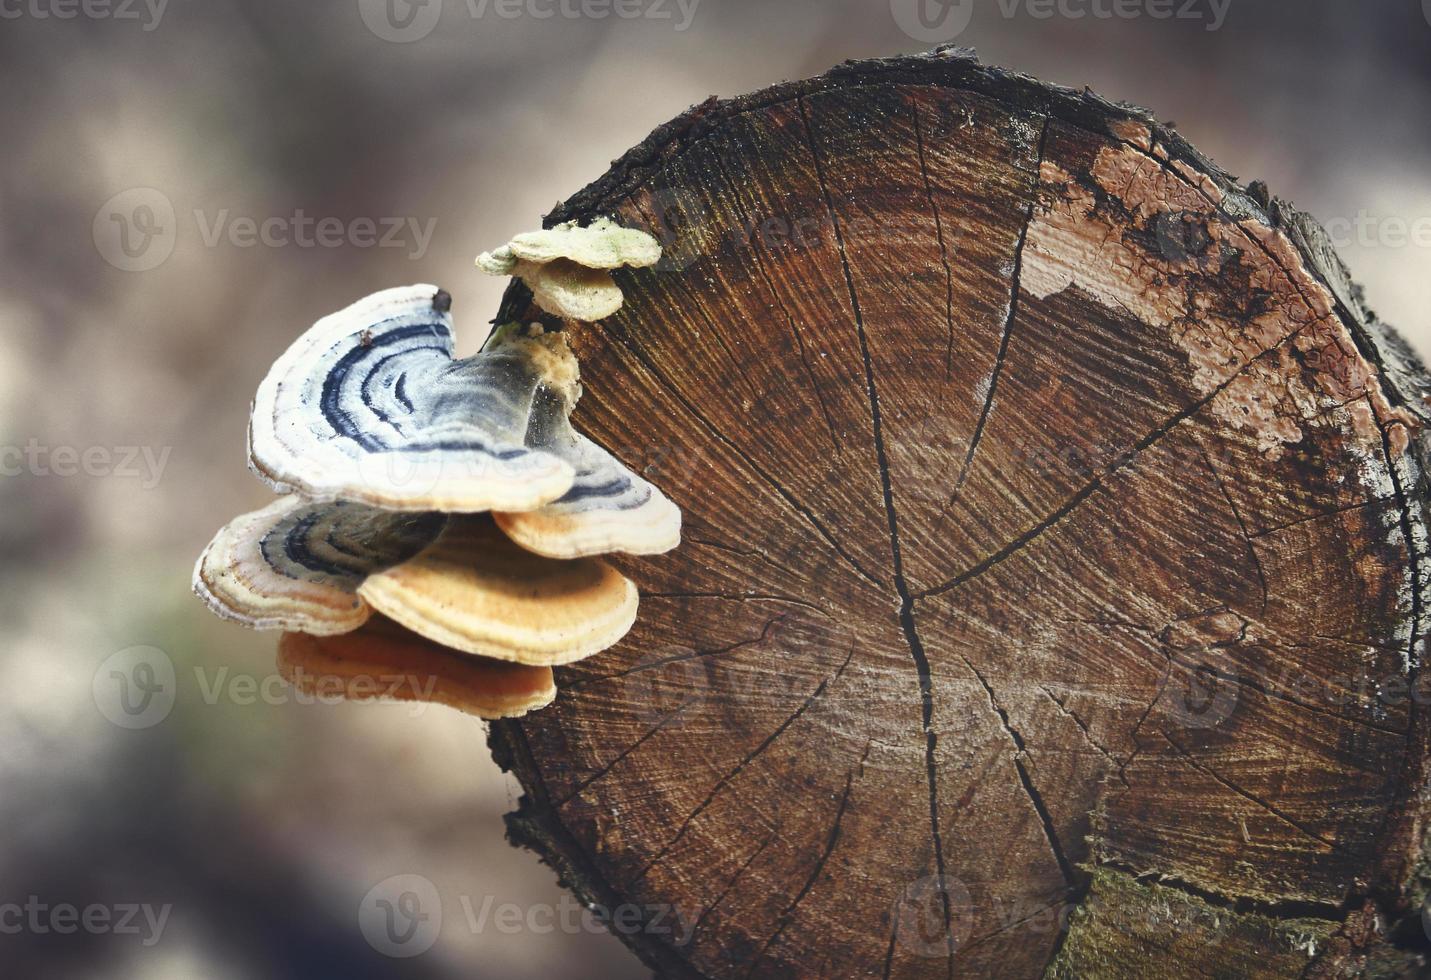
[{"x1": 488, "y1": 50, "x2": 1431, "y2": 978}]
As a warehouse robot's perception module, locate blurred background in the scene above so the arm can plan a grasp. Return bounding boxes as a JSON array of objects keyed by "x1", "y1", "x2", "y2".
[{"x1": 0, "y1": 1, "x2": 1428, "y2": 976}]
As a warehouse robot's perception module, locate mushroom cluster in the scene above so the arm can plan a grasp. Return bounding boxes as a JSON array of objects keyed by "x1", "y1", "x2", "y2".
[{"x1": 195, "y1": 233, "x2": 679, "y2": 719}]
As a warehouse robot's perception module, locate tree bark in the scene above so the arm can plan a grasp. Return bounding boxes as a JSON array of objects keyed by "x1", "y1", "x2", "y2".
[{"x1": 488, "y1": 49, "x2": 1431, "y2": 978}]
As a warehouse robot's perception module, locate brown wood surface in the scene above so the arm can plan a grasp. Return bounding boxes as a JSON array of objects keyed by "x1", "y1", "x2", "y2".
[{"x1": 488, "y1": 50, "x2": 1431, "y2": 978}]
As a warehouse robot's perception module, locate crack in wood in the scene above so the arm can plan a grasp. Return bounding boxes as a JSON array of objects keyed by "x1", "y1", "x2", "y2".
[
  {"x1": 1039, "y1": 685, "x2": 1123, "y2": 769},
  {"x1": 688, "y1": 823, "x2": 782, "y2": 947},
  {"x1": 943, "y1": 115, "x2": 1050, "y2": 508},
  {"x1": 746, "y1": 741, "x2": 872, "y2": 975},
  {"x1": 628, "y1": 641, "x2": 859, "y2": 885},
  {"x1": 1164, "y1": 652, "x2": 1408, "y2": 739},
  {"x1": 563, "y1": 615, "x2": 789, "y2": 692},
  {"x1": 638, "y1": 591, "x2": 829, "y2": 615},
  {"x1": 684, "y1": 534, "x2": 800, "y2": 578},
  {"x1": 1156, "y1": 730, "x2": 1339, "y2": 851},
  {"x1": 909, "y1": 98, "x2": 959, "y2": 382},
  {"x1": 555, "y1": 698, "x2": 696, "y2": 808},
  {"x1": 1245, "y1": 497, "x2": 1395, "y2": 540},
  {"x1": 914, "y1": 315, "x2": 1333, "y2": 603},
  {"x1": 593, "y1": 317, "x2": 889, "y2": 592},
  {"x1": 956, "y1": 651, "x2": 1078, "y2": 887},
  {"x1": 1196, "y1": 442, "x2": 1271, "y2": 616},
  {"x1": 799, "y1": 92, "x2": 957, "y2": 973}
]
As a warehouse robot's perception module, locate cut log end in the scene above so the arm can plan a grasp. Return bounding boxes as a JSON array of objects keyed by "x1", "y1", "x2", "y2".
[{"x1": 488, "y1": 50, "x2": 1431, "y2": 978}]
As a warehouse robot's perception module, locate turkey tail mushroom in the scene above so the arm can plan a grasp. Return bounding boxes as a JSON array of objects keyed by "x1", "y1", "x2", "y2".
[
  {"x1": 277, "y1": 616, "x2": 556, "y2": 720},
  {"x1": 357, "y1": 516, "x2": 639, "y2": 667},
  {"x1": 247, "y1": 284, "x2": 576, "y2": 513},
  {"x1": 495, "y1": 385, "x2": 682, "y2": 559},
  {"x1": 193, "y1": 496, "x2": 445, "y2": 635},
  {"x1": 198, "y1": 248, "x2": 680, "y2": 718}
]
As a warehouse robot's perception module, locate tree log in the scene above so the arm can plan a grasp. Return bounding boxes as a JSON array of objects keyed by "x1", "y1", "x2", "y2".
[{"x1": 488, "y1": 49, "x2": 1431, "y2": 978}]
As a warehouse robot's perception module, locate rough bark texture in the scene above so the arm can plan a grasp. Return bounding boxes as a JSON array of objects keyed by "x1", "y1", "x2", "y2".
[{"x1": 487, "y1": 49, "x2": 1431, "y2": 978}]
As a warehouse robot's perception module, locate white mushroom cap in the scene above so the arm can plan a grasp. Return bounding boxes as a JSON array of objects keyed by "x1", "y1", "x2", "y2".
[
  {"x1": 517, "y1": 259, "x2": 627, "y2": 323},
  {"x1": 193, "y1": 496, "x2": 445, "y2": 635},
  {"x1": 476, "y1": 219, "x2": 661, "y2": 322},
  {"x1": 357, "y1": 516, "x2": 639, "y2": 666},
  {"x1": 277, "y1": 616, "x2": 556, "y2": 720},
  {"x1": 248, "y1": 284, "x2": 576, "y2": 512},
  {"x1": 495, "y1": 386, "x2": 682, "y2": 559},
  {"x1": 477, "y1": 218, "x2": 661, "y2": 272}
]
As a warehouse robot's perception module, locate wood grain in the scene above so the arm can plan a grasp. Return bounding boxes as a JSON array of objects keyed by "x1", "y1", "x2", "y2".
[{"x1": 488, "y1": 51, "x2": 1431, "y2": 978}]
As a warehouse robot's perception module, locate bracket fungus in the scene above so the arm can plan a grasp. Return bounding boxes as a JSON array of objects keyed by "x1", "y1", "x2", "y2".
[
  {"x1": 476, "y1": 218, "x2": 662, "y2": 321},
  {"x1": 278, "y1": 617, "x2": 557, "y2": 719},
  {"x1": 247, "y1": 285, "x2": 576, "y2": 513},
  {"x1": 357, "y1": 517, "x2": 639, "y2": 666},
  {"x1": 196, "y1": 263, "x2": 680, "y2": 719},
  {"x1": 193, "y1": 495, "x2": 445, "y2": 635}
]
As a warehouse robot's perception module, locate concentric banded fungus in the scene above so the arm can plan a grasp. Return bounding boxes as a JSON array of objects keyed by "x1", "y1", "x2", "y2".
[
  {"x1": 495, "y1": 385, "x2": 682, "y2": 559},
  {"x1": 248, "y1": 284, "x2": 577, "y2": 513},
  {"x1": 358, "y1": 516, "x2": 639, "y2": 666},
  {"x1": 194, "y1": 495, "x2": 445, "y2": 634},
  {"x1": 199, "y1": 271, "x2": 680, "y2": 717},
  {"x1": 277, "y1": 617, "x2": 556, "y2": 719},
  {"x1": 477, "y1": 218, "x2": 661, "y2": 321}
]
